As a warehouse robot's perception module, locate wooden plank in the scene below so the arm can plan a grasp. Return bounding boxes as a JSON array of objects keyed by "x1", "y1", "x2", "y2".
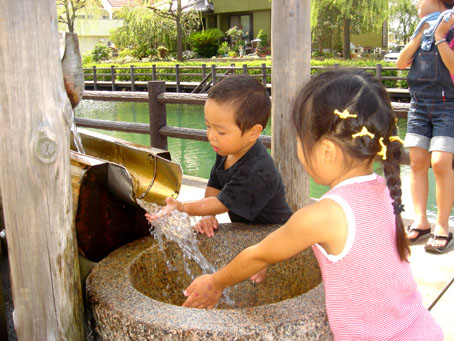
[
  {"x1": 271, "y1": 0, "x2": 311, "y2": 210},
  {"x1": 0, "y1": 0, "x2": 84, "y2": 339}
]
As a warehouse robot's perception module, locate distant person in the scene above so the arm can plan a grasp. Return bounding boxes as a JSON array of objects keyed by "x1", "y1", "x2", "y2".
[
  {"x1": 182, "y1": 70, "x2": 443, "y2": 340},
  {"x1": 146, "y1": 74, "x2": 292, "y2": 281},
  {"x1": 396, "y1": 0, "x2": 454, "y2": 253}
]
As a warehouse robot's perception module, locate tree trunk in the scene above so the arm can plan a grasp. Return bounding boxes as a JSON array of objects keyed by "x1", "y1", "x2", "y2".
[
  {"x1": 176, "y1": 0, "x2": 183, "y2": 61},
  {"x1": 271, "y1": 0, "x2": 311, "y2": 211},
  {"x1": 0, "y1": 1, "x2": 85, "y2": 339},
  {"x1": 343, "y1": 18, "x2": 351, "y2": 60}
]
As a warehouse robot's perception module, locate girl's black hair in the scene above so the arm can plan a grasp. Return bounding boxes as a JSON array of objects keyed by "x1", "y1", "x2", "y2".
[
  {"x1": 441, "y1": 0, "x2": 454, "y2": 8},
  {"x1": 292, "y1": 70, "x2": 410, "y2": 262}
]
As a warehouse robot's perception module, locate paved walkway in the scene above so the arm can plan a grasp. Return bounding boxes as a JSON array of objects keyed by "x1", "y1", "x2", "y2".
[{"x1": 179, "y1": 176, "x2": 454, "y2": 340}]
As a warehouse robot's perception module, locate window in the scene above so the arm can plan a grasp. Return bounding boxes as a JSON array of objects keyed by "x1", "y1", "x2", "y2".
[{"x1": 229, "y1": 14, "x2": 252, "y2": 41}]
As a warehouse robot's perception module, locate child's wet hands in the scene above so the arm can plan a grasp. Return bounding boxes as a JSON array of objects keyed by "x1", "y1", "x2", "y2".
[
  {"x1": 250, "y1": 267, "x2": 268, "y2": 284},
  {"x1": 194, "y1": 215, "x2": 218, "y2": 237},
  {"x1": 144, "y1": 197, "x2": 181, "y2": 223},
  {"x1": 182, "y1": 274, "x2": 223, "y2": 309}
]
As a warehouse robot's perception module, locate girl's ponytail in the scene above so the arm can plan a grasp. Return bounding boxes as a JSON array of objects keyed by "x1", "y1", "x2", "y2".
[{"x1": 383, "y1": 139, "x2": 411, "y2": 262}]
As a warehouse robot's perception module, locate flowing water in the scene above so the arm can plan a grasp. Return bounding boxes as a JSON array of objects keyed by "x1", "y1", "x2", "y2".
[{"x1": 137, "y1": 199, "x2": 234, "y2": 306}]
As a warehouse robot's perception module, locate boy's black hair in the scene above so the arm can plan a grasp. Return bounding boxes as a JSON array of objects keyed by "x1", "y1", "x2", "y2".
[
  {"x1": 292, "y1": 70, "x2": 410, "y2": 262},
  {"x1": 207, "y1": 74, "x2": 271, "y2": 133}
]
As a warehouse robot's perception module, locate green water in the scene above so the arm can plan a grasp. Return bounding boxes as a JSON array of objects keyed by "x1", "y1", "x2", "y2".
[{"x1": 75, "y1": 100, "x2": 452, "y2": 223}]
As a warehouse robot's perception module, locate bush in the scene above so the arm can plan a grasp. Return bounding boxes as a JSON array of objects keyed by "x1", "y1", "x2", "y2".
[
  {"x1": 157, "y1": 46, "x2": 168, "y2": 59},
  {"x1": 188, "y1": 28, "x2": 224, "y2": 58},
  {"x1": 217, "y1": 41, "x2": 230, "y2": 56},
  {"x1": 92, "y1": 44, "x2": 111, "y2": 62}
]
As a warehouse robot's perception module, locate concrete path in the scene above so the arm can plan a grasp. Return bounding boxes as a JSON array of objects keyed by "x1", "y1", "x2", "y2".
[{"x1": 179, "y1": 176, "x2": 454, "y2": 340}]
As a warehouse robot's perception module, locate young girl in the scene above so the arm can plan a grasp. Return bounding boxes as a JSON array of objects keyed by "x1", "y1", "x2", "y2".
[
  {"x1": 182, "y1": 70, "x2": 443, "y2": 340},
  {"x1": 396, "y1": 0, "x2": 454, "y2": 253}
]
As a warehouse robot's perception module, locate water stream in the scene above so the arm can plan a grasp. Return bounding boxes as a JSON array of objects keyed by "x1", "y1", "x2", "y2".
[{"x1": 137, "y1": 199, "x2": 234, "y2": 306}]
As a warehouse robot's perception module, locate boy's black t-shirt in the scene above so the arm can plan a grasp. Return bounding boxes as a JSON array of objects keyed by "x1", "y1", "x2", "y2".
[{"x1": 207, "y1": 140, "x2": 293, "y2": 224}]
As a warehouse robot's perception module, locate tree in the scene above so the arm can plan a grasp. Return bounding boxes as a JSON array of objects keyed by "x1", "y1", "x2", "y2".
[
  {"x1": 311, "y1": 2, "x2": 341, "y2": 55},
  {"x1": 56, "y1": 0, "x2": 100, "y2": 33},
  {"x1": 148, "y1": 0, "x2": 201, "y2": 61},
  {"x1": 389, "y1": 0, "x2": 418, "y2": 44},
  {"x1": 312, "y1": 0, "x2": 388, "y2": 59}
]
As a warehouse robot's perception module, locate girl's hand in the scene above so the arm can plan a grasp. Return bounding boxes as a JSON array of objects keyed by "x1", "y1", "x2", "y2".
[
  {"x1": 182, "y1": 274, "x2": 223, "y2": 309},
  {"x1": 194, "y1": 215, "x2": 218, "y2": 237},
  {"x1": 435, "y1": 14, "x2": 454, "y2": 41},
  {"x1": 145, "y1": 197, "x2": 182, "y2": 223}
]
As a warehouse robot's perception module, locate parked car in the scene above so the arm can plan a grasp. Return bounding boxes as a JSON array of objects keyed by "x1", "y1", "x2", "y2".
[{"x1": 383, "y1": 45, "x2": 405, "y2": 63}]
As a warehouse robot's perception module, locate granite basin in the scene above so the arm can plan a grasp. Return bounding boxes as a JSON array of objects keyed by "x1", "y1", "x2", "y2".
[{"x1": 85, "y1": 223, "x2": 332, "y2": 340}]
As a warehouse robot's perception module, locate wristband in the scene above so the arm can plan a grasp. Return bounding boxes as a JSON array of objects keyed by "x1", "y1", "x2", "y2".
[{"x1": 435, "y1": 38, "x2": 447, "y2": 46}]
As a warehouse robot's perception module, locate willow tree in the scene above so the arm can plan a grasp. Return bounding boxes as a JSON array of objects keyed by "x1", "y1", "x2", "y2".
[
  {"x1": 312, "y1": 0, "x2": 388, "y2": 59},
  {"x1": 148, "y1": 0, "x2": 201, "y2": 61},
  {"x1": 389, "y1": 0, "x2": 418, "y2": 44}
]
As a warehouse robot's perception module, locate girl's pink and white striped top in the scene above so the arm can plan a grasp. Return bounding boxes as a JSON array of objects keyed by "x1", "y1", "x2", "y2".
[{"x1": 312, "y1": 173, "x2": 443, "y2": 340}]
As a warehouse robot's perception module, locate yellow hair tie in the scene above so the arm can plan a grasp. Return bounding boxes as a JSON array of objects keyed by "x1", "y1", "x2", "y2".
[
  {"x1": 377, "y1": 137, "x2": 387, "y2": 160},
  {"x1": 352, "y1": 126, "x2": 375, "y2": 139},
  {"x1": 334, "y1": 109, "x2": 358, "y2": 119},
  {"x1": 389, "y1": 136, "x2": 404, "y2": 144}
]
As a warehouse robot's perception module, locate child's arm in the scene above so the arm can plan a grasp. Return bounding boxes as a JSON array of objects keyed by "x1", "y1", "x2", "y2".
[
  {"x1": 145, "y1": 192, "x2": 228, "y2": 223},
  {"x1": 396, "y1": 24, "x2": 427, "y2": 69},
  {"x1": 435, "y1": 15, "x2": 454, "y2": 75},
  {"x1": 193, "y1": 186, "x2": 222, "y2": 237},
  {"x1": 182, "y1": 198, "x2": 347, "y2": 308}
]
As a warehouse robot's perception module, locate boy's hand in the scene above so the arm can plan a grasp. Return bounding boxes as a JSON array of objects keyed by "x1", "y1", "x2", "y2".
[
  {"x1": 250, "y1": 267, "x2": 268, "y2": 283},
  {"x1": 182, "y1": 274, "x2": 223, "y2": 309},
  {"x1": 194, "y1": 215, "x2": 218, "y2": 237},
  {"x1": 145, "y1": 197, "x2": 181, "y2": 223}
]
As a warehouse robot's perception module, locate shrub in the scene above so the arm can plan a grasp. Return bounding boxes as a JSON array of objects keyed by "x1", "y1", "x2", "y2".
[
  {"x1": 217, "y1": 41, "x2": 230, "y2": 56},
  {"x1": 92, "y1": 44, "x2": 111, "y2": 62},
  {"x1": 157, "y1": 46, "x2": 168, "y2": 59},
  {"x1": 188, "y1": 28, "x2": 224, "y2": 58}
]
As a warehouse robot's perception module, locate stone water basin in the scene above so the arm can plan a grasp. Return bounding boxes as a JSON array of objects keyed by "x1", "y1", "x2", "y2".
[{"x1": 85, "y1": 223, "x2": 332, "y2": 340}]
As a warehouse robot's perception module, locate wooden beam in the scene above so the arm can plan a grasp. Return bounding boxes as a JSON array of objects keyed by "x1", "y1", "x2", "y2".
[
  {"x1": 0, "y1": 1, "x2": 84, "y2": 339},
  {"x1": 271, "y1": 0, "x2": 312, "y2": 210}
]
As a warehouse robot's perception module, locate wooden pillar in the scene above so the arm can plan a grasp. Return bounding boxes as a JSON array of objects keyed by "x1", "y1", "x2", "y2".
[
  {"x1": 175, "y1": 64, "x2": 181, "y2": 93},
  {"x1": 0, "y1": 0, "x2": 84, "y2": 340},
  {"x1": 110, "y1": 65, "x2": 116, "y2": 91},
  {"x1": 148, "y1": 81, "x2": 168, "y2": 150},
  {"x1": 130, "y1": 65, "x2": 136, "y2": 91},
  {"x1": 271, "y1": 0, "x2": 311, "y2": 210}
]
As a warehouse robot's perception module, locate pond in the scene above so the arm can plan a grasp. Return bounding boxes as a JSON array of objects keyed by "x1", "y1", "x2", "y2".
[{"x1": 75, "y1": 100, "x2": 453, "y2": 223}]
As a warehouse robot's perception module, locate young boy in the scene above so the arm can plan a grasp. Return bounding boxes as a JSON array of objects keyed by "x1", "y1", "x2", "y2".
[{"x1": 146, "y1": 74, "x2": 292, "y2": 238}]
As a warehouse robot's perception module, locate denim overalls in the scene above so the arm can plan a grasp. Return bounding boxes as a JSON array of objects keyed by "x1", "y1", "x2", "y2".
[{"x1": 405, "y1": 28, "x2": 454, "y2": 152}]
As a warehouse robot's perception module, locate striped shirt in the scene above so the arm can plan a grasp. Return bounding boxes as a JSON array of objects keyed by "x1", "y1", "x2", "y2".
[{"x1": 312, "y1": 174, "x2": 443, "y2": 340}]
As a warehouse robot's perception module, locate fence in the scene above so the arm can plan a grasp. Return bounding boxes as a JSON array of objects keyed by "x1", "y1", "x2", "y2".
[
  {"x1": 76, "y1": 81, "x2": 410, "y2": 165},
  {"x1": 83, "y1": 63, "x2": 410, "y2": 98}
]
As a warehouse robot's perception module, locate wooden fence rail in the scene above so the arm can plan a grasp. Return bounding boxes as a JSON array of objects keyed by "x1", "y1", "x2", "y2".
[
  {"x1": 76, "y1": 81, "x2": 410, "y2": 165},
  {"x1": 83, "y1": 63, "x2": 410, "y2": 97}
]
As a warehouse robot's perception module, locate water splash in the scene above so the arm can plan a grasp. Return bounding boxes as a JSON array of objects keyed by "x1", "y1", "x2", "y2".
[
  {"x1": 70, "y1": 109, "x2": 85, "y2": 154},
  {"x1": 138, "y1": 199, "x2": 234, "y2": 307}
]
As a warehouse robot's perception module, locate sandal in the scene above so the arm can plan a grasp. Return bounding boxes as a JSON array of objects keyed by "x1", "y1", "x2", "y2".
[
  {"x1": 424, "y1": 232, "x2": 453, "y2": 254},
  {"x1": 406, "y1": 226, "x2": 431, "y2": 244}
]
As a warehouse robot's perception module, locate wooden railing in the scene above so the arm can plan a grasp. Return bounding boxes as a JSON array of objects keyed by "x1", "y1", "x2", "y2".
[
  {"x1": 83, "y1": 63, "x2": 410, "y2": 98},
  {"x1": 77, "y1": 81, "x2": 410, "y2": 165}
]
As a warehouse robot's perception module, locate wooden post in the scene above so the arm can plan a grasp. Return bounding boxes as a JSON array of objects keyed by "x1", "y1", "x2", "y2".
[
  {"x1": 202, "y1": 64, "x2": 207, "y2": 80},
  {"x1": 0, "y1": 0, "x2": 84, "y2": 339},
  {"x1": 261, "y1": 63, "x2": 267, "y2": 87},
  {"x1": 271, "y1": 0, "x2": 311, "y2": 210},
  {"x1": 175, "y1": 64, "x2": 181, "y2": 93},
  {"x1": 110, "y1": 65, "x2": 116, "y2": 91},
  {"x1": 130, "y1": 64, "x2": 136, "y2": 91},
  {"x1": 152, "y1": 64, "x2": 157, "y2": 81},
  {"x1": 376, "y1": 63, "x2": 382, "y2": 82},
  {"x1": 148, "y1": 81, "x2": 168, "y2": 150},
  {"x1": 243, "y1": 64, "x2": 248, "y2": 75},
  {"x1": 93, "y1": 65, "x2": 98, "y2": 90},
  {"x1": 211, "y1": 64, "x2": 217, "y2": 85}
]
